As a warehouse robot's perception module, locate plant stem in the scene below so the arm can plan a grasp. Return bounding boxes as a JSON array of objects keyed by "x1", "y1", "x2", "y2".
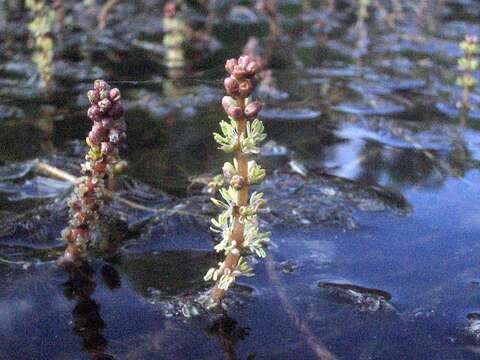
[
  {"x1": 34, "y1": 161, "x2": 78, "y2": 183},
  {"x1": 211, "y1": 98, "x2": 248, "y2": 303}
]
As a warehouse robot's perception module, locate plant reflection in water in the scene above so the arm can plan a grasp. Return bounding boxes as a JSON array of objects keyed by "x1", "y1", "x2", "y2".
[{"x1": 62, "y1": 261, "x2": 120, "y2": 360}]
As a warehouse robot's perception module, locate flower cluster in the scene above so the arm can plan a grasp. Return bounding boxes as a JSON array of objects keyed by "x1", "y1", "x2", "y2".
[
  {"x1": 204, "y1": 56, "x2": 269, "y2": 304},
  {"x1": 457, "y1": 35, "x2": 480, "y2": 110},
  {"x1": 59, "y1": 80, "x2": 125, "y2": 266}
]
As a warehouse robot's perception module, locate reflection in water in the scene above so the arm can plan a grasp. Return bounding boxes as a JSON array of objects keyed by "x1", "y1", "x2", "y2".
[
  {"x1": 63, "y1": 262, "x2": 119, "y2": 360},
  {"x1": 354, "y1": 0, "x2": 370, "y2": 62},
  {"x1": 36, "y1": 112, "x2": 55, "y2": 153},
  {"x1": 205, "y1": 312, "x2": 254, "y2": 360},
  {"x1": 334, "y1": 120, "x2": 475, "y2": 190},
  {"x1": 266, "y1": 256, "x2": 337, "y2": 360},
  {"x1": 448, "y1": 133, "x2": 472, "y2": 178}
]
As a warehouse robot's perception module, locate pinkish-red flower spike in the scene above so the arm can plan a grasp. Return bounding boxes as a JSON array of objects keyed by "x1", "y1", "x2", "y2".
[{"x1": 59, "y1": 80, "x2": 126, "y2": 267}]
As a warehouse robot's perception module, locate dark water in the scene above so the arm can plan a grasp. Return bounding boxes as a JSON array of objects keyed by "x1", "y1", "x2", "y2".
[{"x1": 2, "y1": 0, "x2": 480, "y2": 359}]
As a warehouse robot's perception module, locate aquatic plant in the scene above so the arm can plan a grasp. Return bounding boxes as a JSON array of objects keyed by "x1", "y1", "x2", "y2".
[
  {"x1": 163, "y1": 1, "x2": 189, "y2": 70},
  {"x1": 416, "y1": 0, "x2": 444, "y2": 32},
  {"x1": 255, "y1": 0, "x2": 280, "y2": 37},
  {"x1": 98, "y1": 0, "x2": 119, "y2": 29},
  {"x1": 328, "y1": 0, "x2": 336, "y2": 13},
  {"x1": 26, "y1": 0, "x2": 55, "y2": 89},
  {"x1": 204, "y1": 56, "x2": 270, "y2": 304},
  {"x1": 457, "y1": 35, "x2": 480, "y2": 111},
  {"x1": 357, "y1": 0, "x2": 370, "y2": 23},
  {"x1": 242, "y1": 37, "x2": 282, "y2": 99},
  {"x1": 59, "y1": 80, "x2": 125, "y2": 266},
  {"x1": 205, "y1": 314, "x2": 251, "y2": 359},
  {"x1": 243, "y1": 37, "x2": 268, "y2": 75},
  {"x1": 354, "y1": 0, "x2": 370, "y2": 59},
  {"x1": 52, "y1": 0, "x2": 64, "y2": 35}
]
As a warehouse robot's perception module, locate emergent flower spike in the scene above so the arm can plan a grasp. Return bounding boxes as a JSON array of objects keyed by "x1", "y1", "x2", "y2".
[
  {"x1": 58, "y1": 80, "x2": 126, "y2": 266},
  {"x1": 205, "y1": 56, "x2": 270, "y2": 305}
]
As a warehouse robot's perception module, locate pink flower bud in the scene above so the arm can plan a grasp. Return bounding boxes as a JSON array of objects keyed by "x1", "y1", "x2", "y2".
[
  {"x1": 101, "y1": 117, "x2": 114, "y2": 129},
  {"x1": 225, "y1": 59, "x2": 238, "y2": 75},
  {"x1": 232, "y1": 65, "x2": 248, "y2": 80},
  {"x1": 244, "y1": 101, "x2": 262, "y2": 118},
  {"x1": 87, "y1": 90, "x2": 99, "y2": 104},
  {"x1": 164, "y1": 1, "x2": 176, "y2": 18},
  {"x1": 99, "y1": 89, "x2": 109, "y2": 100},
  {"x1": 222, "y1": 96, "x2": 237, "y2": 113},
  {"x1": 224, "y1": 76, "x2": 240, "y2": 97},
  {"x1": 228, "y1": 55, "x2": 257, "y2": 80},
  {"x1": 238, "y1": 55, "x2": 251, "y2": 67},
  {"x1": 230, "y1": 175, "x2": 245, "y2": 190},
  {"x1": 108, "y1": 102, "x2": 124, "y2": 119},
  {"x1": 94, "y1": 80, "x2": 110, "y2": 92},
  {"x1": 109, "y1": 88, "x2": 121, "y2": 102},
  {"x1": 101, "y1": 142, "x2": 114, "y2": 155},
  {"x1": 245, "y1": 61, "x2": 257, "y2": 76},
  {"x1": 227, "y1": 106, "x2": 243, "y2": 119},
  {"x1": 88, "y1": 131, "x2": 100, "y2": 146},
  {"x1": 238, "y1": 79, "x2": 255, "y2": 98},
  {"x1": 98, "y1": 98, "x2": 112, "y2": 113},
  {"x1": 89, "y1": 123, "x2": 107, "y2": 145},
  {"x1": 87, "y1": 105, "x2": 102, "y2": 121}
]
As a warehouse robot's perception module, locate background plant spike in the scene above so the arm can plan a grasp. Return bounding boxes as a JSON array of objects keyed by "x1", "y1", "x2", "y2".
[
  {"x1": 58, "y1": 80, "x2": 125, "y2": 266},
  {"x1": 26, "y1": 0, "x2": 55, "y2": 90},
  {"x1": 98, "y1": 0, "x2": 120, "y2": 29},
  {"x1": 163, "y1": 1, "x2": 190, "y2": 71},
  {"x1": 204, "y1": 56, "x2": 270, "y2": 305},
  {"x1": 457, "y1": 35, "x2": 480, "y2": 112},
  {"x1": 255, "y1": 0, "x2": 280, "y2": 37}
]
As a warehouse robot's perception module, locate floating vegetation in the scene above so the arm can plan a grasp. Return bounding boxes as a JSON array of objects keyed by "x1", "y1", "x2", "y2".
[{"x1": 318, "y1": 282, "x2": 395, "y2": 313}]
